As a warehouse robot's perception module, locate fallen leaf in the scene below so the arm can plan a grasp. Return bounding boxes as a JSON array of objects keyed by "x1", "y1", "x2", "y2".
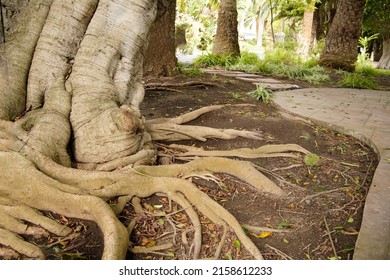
[
  {"x1": 234, "y1": 240, "x2": 241, "y2": 250},
  {"x1": 251, "y1": 231, "x2": 272, "y2": 238},
  {"x1": 146, "y1": 240, "x2": 157, "y2": 248}
]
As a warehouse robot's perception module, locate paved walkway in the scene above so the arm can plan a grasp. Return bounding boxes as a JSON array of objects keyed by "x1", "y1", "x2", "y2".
[{"x1": 206, "y1": 69, "x2": 390, "y2": 259}]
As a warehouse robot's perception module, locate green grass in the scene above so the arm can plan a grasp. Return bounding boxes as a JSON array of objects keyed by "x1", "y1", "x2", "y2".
[
  {"x1": 193, "y1": 53, "x2": 238, "y2": 68},
  {"x1": 338, "y1": 72, "x2": 378, "y2": 89},
  {"x1": 192, "y1": 49, "x2": 331, "y2": 85}
]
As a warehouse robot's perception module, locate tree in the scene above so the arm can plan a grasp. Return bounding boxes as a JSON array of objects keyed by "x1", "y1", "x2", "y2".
[
  {"x1": 363, "y1": 0, "x2": 390, "y2": 69},
  {"x1": 298, "y1": 0, "x2": 317, "y2": 58},
  {"x1": 143, "y1": 0, "x2": 177, "y2": 77},
  {"x1": 212, "y1": 0, "x2": 240, "y2": 56},
  {"x1": 239, "y1": 0, "x2": 270, "y2": 48},
  {"x1": 0, "y1": 0, "x2": 308, "y2": 260},
  {"x1": 319, "y1": 0, "x2": 366, "y2": 71}
]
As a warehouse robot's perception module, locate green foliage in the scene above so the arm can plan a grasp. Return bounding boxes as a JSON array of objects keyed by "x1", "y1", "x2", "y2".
[
  {"x1": 173, "y1": 63, "x2": 204, "y2": 77},
  {"x1": 193, "y1": 53, "x2": 239, "y2": 68},
  {"x1": 247, "y1": 84, "x2": 273, "y2": 103},
  {"x1": 274, "y1": 0, "x2": 311, "y2": 20},
  {"x1": 338, "y1": 73, "x2": 377, "y2": 90},
  {"x1": 363, "y1": 0, "x2": 390, "y2": 37}
]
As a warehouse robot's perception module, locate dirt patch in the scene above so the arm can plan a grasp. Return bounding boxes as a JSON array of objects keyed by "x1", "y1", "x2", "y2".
[{"x1": 1, "y1": 73, "x2": 379, "y2": 260}]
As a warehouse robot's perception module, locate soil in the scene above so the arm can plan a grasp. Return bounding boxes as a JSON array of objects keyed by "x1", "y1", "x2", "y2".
[{"x1": 1, "y1": 71, "x2": 382, "y2": 260}]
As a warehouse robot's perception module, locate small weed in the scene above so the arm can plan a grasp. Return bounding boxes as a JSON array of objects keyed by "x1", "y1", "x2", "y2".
[
  {"x1": 304, "y1": 153, "x2": 320, "y2": 166},
  {"x1": 247, "y1": 84, "x2": 273, "y2": 103},
  {"x1": 231, "y1": 92, "x2": 244, "y2": 100},
  {"x1": 277, "y1": 220, "x2": 291, "y2": 230}
]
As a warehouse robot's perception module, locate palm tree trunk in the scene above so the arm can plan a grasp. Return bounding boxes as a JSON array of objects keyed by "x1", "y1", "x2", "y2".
[
  {"x1": 319, "y1": 0, "x2": 366, "y2": 71},
  {"x1": 212, "y1": 0, "x2": 240, "y2": 56}
]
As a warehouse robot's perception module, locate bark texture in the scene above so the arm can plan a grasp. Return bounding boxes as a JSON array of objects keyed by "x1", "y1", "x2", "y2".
[
  {"x1": 298, "y1": 1, "x2": 316, "y2": 58},
  {"x1": 377, "y1": 38, "x2": 390, "y2": 69},
  {"x1": 319, "y1": 0, "x2": 366, "y2": 71},
  {"x1": 143, "y1": 0, "x2": 177, "y2": 77},
  {"x1": 212, "y1": 0, "x2": 240, "y2": 56},
  {"x1": 0, "y1": 0, "x2": 310, "y2": 260}
]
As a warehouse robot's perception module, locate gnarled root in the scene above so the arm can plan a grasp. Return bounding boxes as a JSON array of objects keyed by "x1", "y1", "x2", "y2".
[
  {"x1": 146, "y1": 104, "x2": 263, "y2": 142},
  {"x1": 0, "y1": 147, "x2": 288, "y2": 259}
]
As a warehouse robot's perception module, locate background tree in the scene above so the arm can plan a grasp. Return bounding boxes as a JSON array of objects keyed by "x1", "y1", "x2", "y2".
[
  {"x1": 319, "y1": 0, "x2": 366, "y2": 71},
  {"x1": 298, "y1": 0, "x2": 317, "y2": 58},
  {"x1": 144, "y1": 0, "x2": 178, "y2": 77},
  {"x1": 363, "y1": 0, "x2": 390, "y2": 69},
  {"x1": 0, "y1": 0, "x2": 299, "y2": 260},
  {"x1": 212, "y1": 0, "x2": 240, "y2": 56}
]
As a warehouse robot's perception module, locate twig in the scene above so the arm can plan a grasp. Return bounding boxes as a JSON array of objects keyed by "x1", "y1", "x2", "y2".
[
  {"x1": 323, "y1": 217, "x2": 338, "y2": 259},
  {"x1": 271, "y1": 164, "x2": 303, "y2": 172},
  {"x1": 145, "y1": 81, "x2": 217, "y2": 89},
  {"x1": 242, "y1": 224, "x2": 291, "y2": 233},
  {"x1": 300, "y1": 187, "x2": 350, "y2": 204},
  {"x1": 130, "y1": 242, "x2": 174, "y2": 254},
  {"x1": 265, "y1": 244, "x2": 293, "y2": 260}
]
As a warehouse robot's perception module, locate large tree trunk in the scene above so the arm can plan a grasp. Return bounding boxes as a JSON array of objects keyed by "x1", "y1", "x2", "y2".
[
  {"x1": 0, "y1": 0, "x2": 304, "y2": 260},
  {"x1": 319, "y1": 0, "x2": 366, "y2": 71},
  {"x1": 143, "y1": 0, "x2": 177, "y2": 77},
  {"x1": 377, "y1": 37, "x2": 390, "y2": 69},
  {"x1": 212, "y1": 0, "x2": 240, "y2": 56}
]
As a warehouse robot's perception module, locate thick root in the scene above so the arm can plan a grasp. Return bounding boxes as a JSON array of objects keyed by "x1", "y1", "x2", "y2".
[
  {"x1": 147, "y1": 123, "x2": 263, "y2": 142},
  {"x1": 161, "y1": 143, "x2": 310, "y2": 159},
  {"x1": 0, "y1": 151, "x2": 129, "y2": 260},
  {"x1": 146, "y1": 104, "x2": 263, "y2": 142},
  {"x1": 0, "y1": 197, "x2": 71, "y2": 236},
  {"x1": 133, "y1": 157, "x2": 285, "y2": 196},
  {"x1": 0, "y1": 228, "x2": 45, "y2": 259}
]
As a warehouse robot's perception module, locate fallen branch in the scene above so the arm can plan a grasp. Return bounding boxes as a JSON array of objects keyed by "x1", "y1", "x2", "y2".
[
  {"x1": 300, "y1": 187, "x2": 350, "y2": 204},
  {"x1": 323, "y1": 217, "x2": 338, "y2": 259},
  {"x1": 242, "y1": 224, "x2": 291, "y2": 233},
  {"x1": 265, "y1": 244, "x2": 293, "y2": 260}
]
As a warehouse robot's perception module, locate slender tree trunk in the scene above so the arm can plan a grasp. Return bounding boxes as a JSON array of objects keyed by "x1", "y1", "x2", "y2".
[
  {"x1": 319, "y1": 0, "x2": 366, "y2": 71},
  {"x1": 298, "y1": 1, "x2": 316, "y2": 58},
  {"x1": 256, "y1": 16, "x2": 265, "y2": 48},
  {"x1": 143, "y1": 0, "x2": 177, "y2": 77},
  {"x1": 212, "y1": 0, "x2": 240, "y2": 56},
  {"x1": 377, "y1": 37, "x2": 390, "y2": 69}
]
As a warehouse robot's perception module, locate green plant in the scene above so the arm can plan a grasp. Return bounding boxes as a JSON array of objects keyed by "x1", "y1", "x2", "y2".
[
  {"x1": 338, "y1": 72, "x2": 377, "y2": 89},
  {"x1": 174, "y1": 63, "x2": 204, "y2": 77},
  {"x1": 193, "y1": 53, "x2": 238, "y2": 68},
  {"x1": 247, "y1": 84, "x2": 273, "y2": 103},
  {"x1": 304, "y1": 153, "x2": 320, "y2": 166}
]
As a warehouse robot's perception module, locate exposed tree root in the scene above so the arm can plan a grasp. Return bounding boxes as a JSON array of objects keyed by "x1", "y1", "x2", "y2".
[
  {"x1": 146, "y1": 104, "x2": 263, "y2": 142},
  {"x1": 145, "y1": 81, "x2": 217, "y2": 89},
  {"x1": 0, "y1": 98, "x2": 313, "y2": 260}
]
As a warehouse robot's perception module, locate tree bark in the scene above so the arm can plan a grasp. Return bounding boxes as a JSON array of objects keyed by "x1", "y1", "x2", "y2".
[
  {"x1": 319, "y1": 0, "x2": 366, "y2": 71},
  {"x1": 0, "y1": 0, "x2": 300, "y2": 260},
  {"x1": 143, "y1": 0, "x2": 177, "y2": 77},
  {"x1": 298, "y1": 1, "x2": 316, "y2": 58},
  {"x1": 212, "y1": 0, "x2": 240, "y2": 56},
  {"x1": 377, "y1": 37, "x2": 390, "y2": 69}
]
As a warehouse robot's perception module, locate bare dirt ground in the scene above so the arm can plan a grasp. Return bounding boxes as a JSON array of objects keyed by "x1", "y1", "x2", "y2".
[{"x1": 2, "y1": 72, "x2": 381, "y2": 260}]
